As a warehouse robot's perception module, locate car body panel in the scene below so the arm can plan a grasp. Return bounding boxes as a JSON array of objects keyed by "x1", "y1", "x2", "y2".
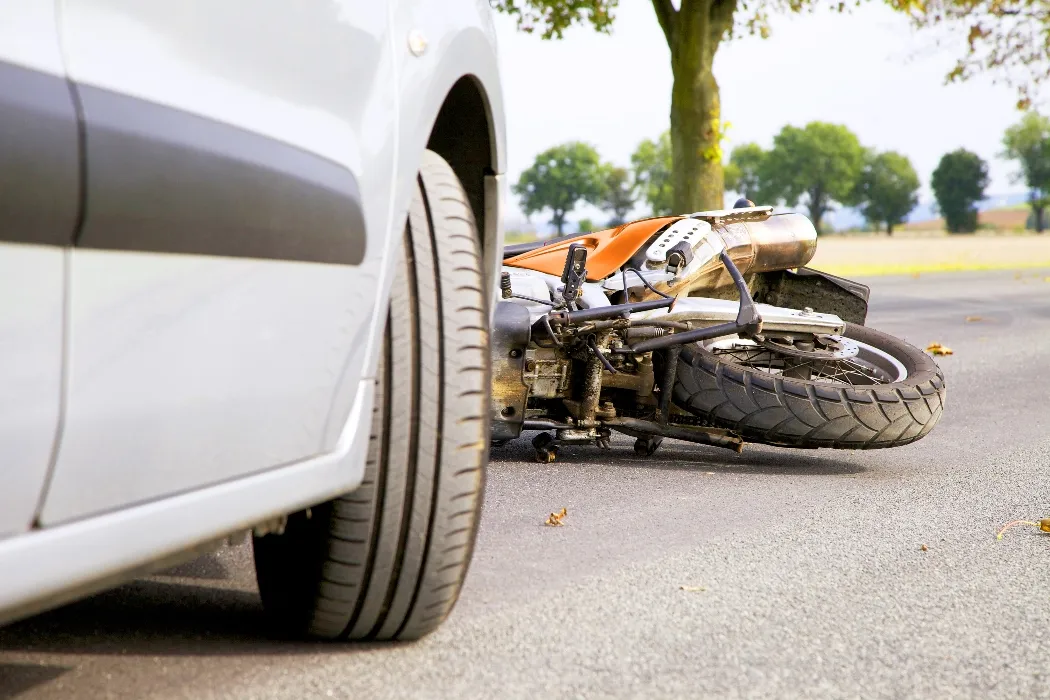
[
  {"x1": 0, "y1": 2, "x2": 68, "y2": 77},
  {"x1": 0, "y1": 5, "x2": 75, "y2": 535},
  {"x1": 0, "y1": 248, "x2": 65, "y2": 536},
  {"x1": 55, "y1": 0, "x2": 390, "y2": 176},
  {"x1": 39, "y1": 252, "x2": 378, "y2": 525},
  {"x1": 0, "y1": 378, "x2": 373, "y2": 627},
  {"x1": 0, "y1": 0, "x2": 504, "y2": 624},
  {"x1": 354, "y1": 0, "x2": 506, "y2": 380},
  {"x1": 39, "y1": 0, "x2": 395, "y2": 522}
]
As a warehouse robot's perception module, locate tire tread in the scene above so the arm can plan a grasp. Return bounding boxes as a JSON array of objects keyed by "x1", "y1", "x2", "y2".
[
  {"x1": 253, "y1": 150, "x2": 488, "y2": 642},
  {"x1": 673, "y1": 323, "x2": 946, "y2": 449}
]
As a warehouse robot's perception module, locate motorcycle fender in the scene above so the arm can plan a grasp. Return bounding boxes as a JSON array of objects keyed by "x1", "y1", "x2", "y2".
[
  {"x1": 490, "y1": 301, "x2": 532, "y2": 442},
  {"x1": 759, "y1": 267, "x2": 870, "y2": 326}
]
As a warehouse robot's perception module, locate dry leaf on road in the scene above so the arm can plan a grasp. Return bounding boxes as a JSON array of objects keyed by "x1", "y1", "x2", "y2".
[
  {"x1": 926, "y1": 342, "x2": 954, "y2": 356},
  {"x1": 996, "y1": 518, "x2": 1050, "y2": 540},
  {"x1": 965, "y1": 316, "x2": 984, "y2": 323},
  {"x1": 545, "y1": 508, "x2": 567, "y2": 527},
  {"x1": 680, "y1": 585, "x2": 707, "y2": 592},
  {"x1": 920, "y1": 544, "x2": 928, "y2": 551}
]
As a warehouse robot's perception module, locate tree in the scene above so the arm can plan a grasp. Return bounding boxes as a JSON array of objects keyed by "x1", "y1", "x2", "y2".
[
  {"x1": 599, "y1": 166, "x2": 637, "y2": 226},
  {"x1": 630, "y1": 132, "x2": 674, "y2": 216},
  {"x1": 1001, "y1": 112, "x2": 1050, "y2": 233},
  {"x1": 760, "y1": 122, "x2": 866, "y2": 233},
  {"x1": 513, "y1": 141, "x2": 605, "y2": 235},
  {"x1": 855, "y1": 151, "x2": 921, "y2": 235},
  {"x1": 920, "y1": 1, "x2": 1050, "y2": 110},
  {"x1": 930, "y1": 149, "x2": 989, "y2": 234},
  {"x1": 491, "y1": 1, "x2": 1046, "y2": 213},
  {"x1": 724, "y1": 143, "x2": 769, "y2": 204}
]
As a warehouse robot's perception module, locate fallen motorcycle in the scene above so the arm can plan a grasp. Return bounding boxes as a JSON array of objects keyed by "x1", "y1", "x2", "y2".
[{"x1": 490, "y1": 202, "x2": 946, "y2": 462}]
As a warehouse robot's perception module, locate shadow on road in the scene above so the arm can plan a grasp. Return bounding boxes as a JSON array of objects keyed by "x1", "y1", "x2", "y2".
[
  {"x1": 0, "y1": 664, "x2": 69, "y2": 700},
  {"x1": 492, "y1": 436, "x2": 869, "y2": 477},
  {"x1": 623, "y1": 447, "x2": 869, "y2": 476},
  {"x1": 0, "y1": 579, "x2": 385, "y2": 660},
  {"x1": 153, "y1": 553, "x2": 230, "y2": 581}
]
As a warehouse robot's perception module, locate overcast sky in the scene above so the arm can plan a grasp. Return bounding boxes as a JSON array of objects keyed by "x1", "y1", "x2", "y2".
[{"x1": 492, "y1": 2, "x2": 1036, "y2": 229}]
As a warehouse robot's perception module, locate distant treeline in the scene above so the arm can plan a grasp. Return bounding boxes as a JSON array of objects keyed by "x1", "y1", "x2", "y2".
[{"x1": 513, "y1": 114, "x2": 1050, "y2": 236}]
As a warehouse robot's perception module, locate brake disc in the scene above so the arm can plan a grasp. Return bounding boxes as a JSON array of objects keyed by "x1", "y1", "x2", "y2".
[{"x1": 757, "y1": 334, "x2": 860, "y2": 360}]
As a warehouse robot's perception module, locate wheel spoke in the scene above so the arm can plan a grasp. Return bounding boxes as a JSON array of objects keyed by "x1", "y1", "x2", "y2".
[{"x1": 713, "y1": 341, "x2": 896, "y2": 386}]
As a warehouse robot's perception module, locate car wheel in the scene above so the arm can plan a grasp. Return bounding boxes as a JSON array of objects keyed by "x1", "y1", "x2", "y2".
[{"x1": 252, "y1": 150, "x2": 490, "y2": 641}]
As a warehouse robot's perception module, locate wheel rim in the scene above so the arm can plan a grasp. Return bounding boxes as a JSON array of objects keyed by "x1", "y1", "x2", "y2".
[{"x1": 703, "y1": 333, "x2": 908, "y2": 386}]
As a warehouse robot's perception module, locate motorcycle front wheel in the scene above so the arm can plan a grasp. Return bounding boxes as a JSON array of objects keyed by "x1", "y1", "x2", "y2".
[{"x1": 672, "y1": 323, "x2": 946, "y2": 449}]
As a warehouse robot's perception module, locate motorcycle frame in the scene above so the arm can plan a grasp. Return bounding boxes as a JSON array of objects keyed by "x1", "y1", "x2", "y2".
[{"x1": 491, "y1": 211, "x2": 871, "y2": 459}]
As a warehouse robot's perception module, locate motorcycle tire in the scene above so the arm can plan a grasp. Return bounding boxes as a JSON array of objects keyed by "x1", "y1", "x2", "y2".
[{"x1": 673, "y1": 323, "x2": 946, "y2": 449}]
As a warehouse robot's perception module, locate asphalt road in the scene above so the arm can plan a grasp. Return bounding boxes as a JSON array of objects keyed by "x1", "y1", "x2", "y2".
[{"x1": 2, "y1": 268, "x2": 1049, "y2": 700}]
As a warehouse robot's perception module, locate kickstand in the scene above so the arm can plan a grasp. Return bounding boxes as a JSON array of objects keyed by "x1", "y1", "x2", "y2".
[{"x1": 532, "y1": 432, "x2": 559, "y2": 463}]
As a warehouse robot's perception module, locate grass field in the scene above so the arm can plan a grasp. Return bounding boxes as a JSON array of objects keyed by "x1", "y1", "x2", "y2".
[{"x1": 807, "y1": 234, "x2": 1050, "y2": 276}]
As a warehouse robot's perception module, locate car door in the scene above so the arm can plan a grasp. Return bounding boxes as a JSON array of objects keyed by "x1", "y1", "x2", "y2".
[
  {"x1": 0, "y1": 4, "x2": 76, "y2": 536},
  {"x1": 38, "y1": 0, "x2": 397, "y2": 525}
]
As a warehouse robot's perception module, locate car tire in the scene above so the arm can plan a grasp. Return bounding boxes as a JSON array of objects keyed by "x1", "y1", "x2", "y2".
[{"x1": 252, "y1": 150, "x2": 490, "y2": 641}]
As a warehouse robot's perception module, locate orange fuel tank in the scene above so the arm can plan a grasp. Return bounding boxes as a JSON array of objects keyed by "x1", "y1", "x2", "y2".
[{"x1": 502, "y1": 217, "x2": 682, "y2": 281}]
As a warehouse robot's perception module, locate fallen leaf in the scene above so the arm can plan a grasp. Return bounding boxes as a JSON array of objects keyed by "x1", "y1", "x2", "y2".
[
  {"x1": 996, "y1": 518, "x2": 1050, "y2": 540},
  {"x1": 1014, "y1": 272, "x2": 1023, "y2": 280},
  {"x1": 545, "y1": 507, "x2": 567, "y2": 527},
  {"x1": 964, "y1": 315, "x2": 984, "y2": 323},
  {"x1": 911, "y1": 272, "x2": 921, "y2": 279},
  {"x1": 926, "y1": 342, "x2": 954, "y2": 356},
  {"x1": 680, "y1": 585, "x2": 707, "y2": 592},
  {"x1": 920, "y1": 544, "x2": 928, "y2": 551}
]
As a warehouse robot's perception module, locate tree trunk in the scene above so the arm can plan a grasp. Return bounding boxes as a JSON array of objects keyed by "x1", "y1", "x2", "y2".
[
  {"x1": 670, "y1": 57, "x2": 722, "y2": 212},
  {"x1": 887, "y1": 221, "x2": 894, "y2": 236},
  {"x1": 552, "y1": 211, "x2": 565, "y2": 235},
  {"x1": 1035, "y1": 205, "x2": 1046, "y2": 233},
  {"x1": 661, "y1": 0, "x2": 736, "y2": 213},
  {"x1": 808, "y1": 205, "x2": 824, "y2": 234},
  {"x1": 806, "y1": 187, "x2": 827, "y2": 234}
]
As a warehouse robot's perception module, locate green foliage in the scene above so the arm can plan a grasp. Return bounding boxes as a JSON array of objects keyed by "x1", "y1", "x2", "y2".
[
  {"x1": 855, "y1": 151, "x2": 921, "y2": 235},
  {"x1": 1002, "y1": 112, "x2": 1050, "y2": 191},
  {"x1": 913, "y1": 0, "x2": 1050, "y2": 109},
  {"x1": 599, "y1": 166, "x2": 637, "y2": 226},
  {"x1": 1002, "y1": 111, "x2": 1050, "y2": 233},
  {"x1": 577, "y1": 217, "x2": 596, "y2": 232},
  {"x1": 488, "y1": 0, "x2": 617, "y2": 39},
  {"x1": 761, "y1": 122, "x2": 866, "y2": 233},
  {"x1": 512, "y1": 141, "x2": 605, "y2": 235},
  {"x1": 630, "y1": 131, "x2": 674, "y2": 216},
  {"x1": 930, "y1": 149, "x2": 989, "y2": 234},
  {"x1": 494, "y1": 0, "x2": 1046, "y2": 216},
  {"x1": 724, "y1": 143, "x2": 769, "y2": 204}
]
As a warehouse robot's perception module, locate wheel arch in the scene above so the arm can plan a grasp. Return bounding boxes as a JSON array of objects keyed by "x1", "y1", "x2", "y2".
[
  {"x1": 424, "y1": 73, "x2": 504, "y2": 309},
  {"x1": 357, "y1": 24, "x2": 506, "y2": 394},
  {"x1": 427, "y1": 75, "x2": 494, "y2": 244}
]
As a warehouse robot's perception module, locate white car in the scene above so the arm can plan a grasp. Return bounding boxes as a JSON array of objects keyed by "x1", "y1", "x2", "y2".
[{"x1": 0, "y1": 1, "x2": 505, "y2": 642}]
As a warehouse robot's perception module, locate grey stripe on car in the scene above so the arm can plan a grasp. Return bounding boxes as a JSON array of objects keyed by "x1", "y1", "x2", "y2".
[{"x1": 0, "y1": 60, "x2": 366, "y2": 265}]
